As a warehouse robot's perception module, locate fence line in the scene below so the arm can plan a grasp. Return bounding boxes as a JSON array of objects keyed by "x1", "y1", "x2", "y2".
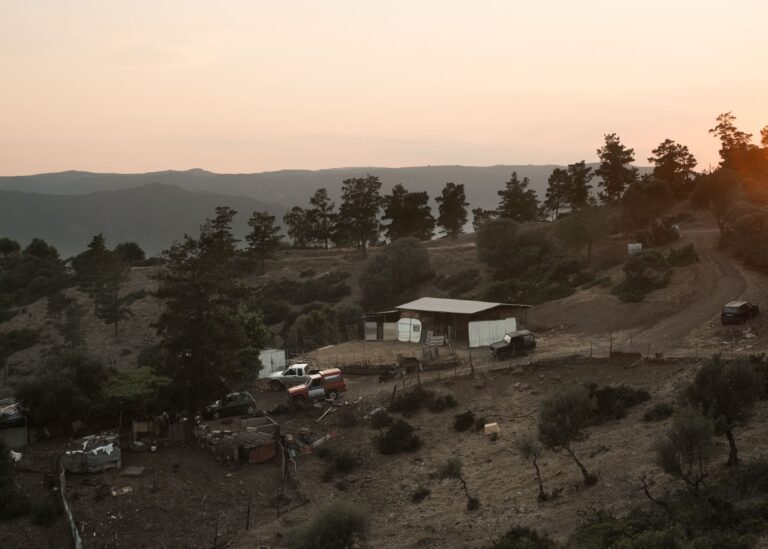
[{"x1": 60, "y1": 467, "x2": 83, "y2": 549}]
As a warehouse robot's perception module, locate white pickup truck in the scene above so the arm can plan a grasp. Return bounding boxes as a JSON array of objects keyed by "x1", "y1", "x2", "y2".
[{"x1": 267, "y1": 363, "x2": 318, "y2": 391}]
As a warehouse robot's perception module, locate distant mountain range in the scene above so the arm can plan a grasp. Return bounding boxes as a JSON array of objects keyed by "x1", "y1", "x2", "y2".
[
  {"x1": 0, "y1": 165, "x2": 651, "y2": 256},
  {"x1": 0, "y1": 183, "x2": 285, "y2": 257}
]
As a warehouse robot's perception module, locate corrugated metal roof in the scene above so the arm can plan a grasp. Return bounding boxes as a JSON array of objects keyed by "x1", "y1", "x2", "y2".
[{"x1": 395, "y1": 297, "x2": 530, "y2": 315}]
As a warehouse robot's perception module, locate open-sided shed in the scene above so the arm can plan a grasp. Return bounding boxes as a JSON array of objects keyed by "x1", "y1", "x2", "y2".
[{"x1": 396, "y1": 297, "x2": 530, "y2": 347}]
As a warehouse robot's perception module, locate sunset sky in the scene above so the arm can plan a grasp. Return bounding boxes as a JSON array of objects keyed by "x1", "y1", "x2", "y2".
[{"x1": 1, "y1": 0, "x2": 766, "y2": 175}]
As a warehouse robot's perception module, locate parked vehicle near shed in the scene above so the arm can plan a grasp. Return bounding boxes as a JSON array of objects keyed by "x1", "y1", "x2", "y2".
[
  {"x1": 721, "y1": 300, "x2": 760, "y2": 324},
  {"x1": 490, "y1": 330, "x2": 537, "y2": 359},
  {"x1": 267, "y1": 363, "x2": 319, "y2": 391},
  {"x1": 288, "y1": 368, "x2": 348, "y2": 403},
  {"x1": 203, "y1": 392, "x2": 257, "y2": 419}
]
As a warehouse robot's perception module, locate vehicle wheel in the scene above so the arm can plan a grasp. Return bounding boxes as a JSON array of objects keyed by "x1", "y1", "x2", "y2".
[
  {"x1": 270, "y1": 380, "x2": 283, "y2": 392},
  {"x1": 212, "y1": 411, "x2": 221, "y2": 420},
  {"x1": 327, "y1": 390, "x2": 338, "y2": 400}
]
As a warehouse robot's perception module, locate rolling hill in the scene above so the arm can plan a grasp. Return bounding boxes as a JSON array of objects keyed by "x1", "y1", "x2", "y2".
[{"x1": 0, "y1": 183, "x2": 286, "y2": 257}]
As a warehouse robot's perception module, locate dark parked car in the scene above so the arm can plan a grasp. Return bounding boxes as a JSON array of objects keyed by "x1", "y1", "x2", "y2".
[
  {"x1": 490, "y1": 330, "x2": 537, "y2": 359},
  {"x1": 203, "y1": 392, "x2": 257, "y2": 419},
  {"x1": 721, "y1": 300, "x2": 760, "y2": 324}
]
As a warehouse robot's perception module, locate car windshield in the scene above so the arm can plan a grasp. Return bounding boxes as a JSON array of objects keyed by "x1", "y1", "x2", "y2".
[
  {"x1": 723, "y1": 306, "x2": 740, "y2": 313},
  {"x1": 503, "y1": 335, "x2": 512, "y2": 343}
]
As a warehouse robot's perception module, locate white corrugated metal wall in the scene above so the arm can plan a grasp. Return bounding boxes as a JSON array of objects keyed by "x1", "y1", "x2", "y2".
[{"x1": 467, "y1": 317, "x2": 517, "y2": 348}]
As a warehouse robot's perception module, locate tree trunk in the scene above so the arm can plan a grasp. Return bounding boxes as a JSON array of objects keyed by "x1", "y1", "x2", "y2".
[
  {"x1": 725, "y1": 429, "x2": 739, "y2": 466},
  {"x1": 587, "y1": 239, "x2": 593, "y2": 264},
  {"x1": 565, "y1": 445, "x2": 596, "y2": 485}
]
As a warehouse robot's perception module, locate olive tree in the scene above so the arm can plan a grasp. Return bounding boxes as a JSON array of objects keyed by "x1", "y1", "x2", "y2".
[
  {"x1": 683, "y1": 356, "x2": 761, "y2": 466},
  {"x1": 538, "y1": 384, "x2": 597, "y2": 486},
  {"x1": 654, "y1": 408, "x2": 714, "y2": 490}
]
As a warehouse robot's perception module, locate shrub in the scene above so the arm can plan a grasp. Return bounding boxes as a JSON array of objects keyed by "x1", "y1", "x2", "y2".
[
  {"x1": 389, "y1": 387, "x2": 457, "y2": 415},
  {"x1": 435, "y1": 457, "x2": 463, "y2": 480},
  {"x1": 587, "y1": 383, "x2": 651, "y2": 422},
  {"x1": 454, "y1": 410, "x2": 475, "y2": 432},
  {"x1": 667, "y1": 244, "x2": 699, "y2": 267},
  {"x1": 612, "y1": 250, "x2": 672, "y2": 302},
  {"x1": 376, "y1": 419, "x2": 422, "y2": 454},
  {"x1": 643, "y1": 403, "x2": 674, "y2": 422},
  {"x1": 370, "y1": 410, "x2": 394, "y2": 429},
  {"x1": 484, "y1": 526, "x2": 557, "y2": 549},
  {"x1": 289, "y1": 501, "x2": 370, "y2": 549},
  {"x1": 410, "y1": 486, "x2": 431, "y2": 503}
]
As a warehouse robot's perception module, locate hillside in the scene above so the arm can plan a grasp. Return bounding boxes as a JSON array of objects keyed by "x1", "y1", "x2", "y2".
[
  {"x1": 0, "y1": 183, "x2": 286, "y2": 256},
  {"x1": 0, "y1": 164, "x2": 655, "y2": 210}
]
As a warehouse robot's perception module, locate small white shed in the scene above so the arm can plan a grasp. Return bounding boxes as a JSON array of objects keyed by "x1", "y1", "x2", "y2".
[{"x1": 258, "y1": 348, "x2": 286, "y2": 378}]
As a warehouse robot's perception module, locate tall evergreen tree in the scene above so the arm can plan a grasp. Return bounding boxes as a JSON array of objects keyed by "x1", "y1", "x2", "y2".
[
  {"x1": 283, "y1": 206, "x2": 314, "y2": 248},
  {"x1": 153, "y1": 208, "x2": 268, "y2": 416},
  {"x1": 595, "y1": 133, "x2": 638, "y2": 204},
  {"x1": 308, "y1": 188, "x2": 336, "y2": 249},
  {"x1": 564, "y1": 161, "x2": 594, "y2": 210},
  {"x1": 435, "y1": 182, "x2": 469, "y2": 239},
  {"x1": 246, "y1": 211, "x2": 282, "y2": 272},
  {"x1": 544, "y1": 168, "x2": 569, "y2": 219},
  {"x1": 709, "y1": 112, "x2": 753, "y2": 166},
  {"x1": 337, "y1": 175, "x2": 383, "y2": 257},
  {"x1": 381, "y1": 183, "x2": 435, "y2": 241},
  {"x1": 497, "y1": 172, "x2": 539, "y2": 222},
  {"x1": 648, "y1": 139, "x2": 698, "y2": 198},
  {"x1": 471, "y1": 208, "x2": 498, "y2": 232}
]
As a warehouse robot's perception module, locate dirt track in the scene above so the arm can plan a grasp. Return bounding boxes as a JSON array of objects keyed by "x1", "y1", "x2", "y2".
[{"x1": 531, "y1": 226, "x2": 760, "y2": 357}]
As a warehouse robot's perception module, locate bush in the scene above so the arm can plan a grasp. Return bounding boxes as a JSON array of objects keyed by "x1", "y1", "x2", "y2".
[
  {"x1": 484, "y1": 526, "x2": 557, "y2": 549},
  {"x1": 389, "y1": 387, "x2": 457, "y2": 416},
  {"x1": 643, "y1": 402, "x2": 674, "y2": 422},
  {"x1": 435, "y1": 457, "x2": 463, "y2": 480},
  {"x1": 586, "y1": 383, "x2": 651, "y2": 422},
  {"x1": 478, "y1": 221, "x2": 555, "y2": 278},
  {"x1": 376, "y1": 419, "x2": 422, "y2": 454},
  {"x1": 290, "y1": 501, "x2": 370, "y2": 549},
  {"x1": 667, "y1": 244, "x2": 699, "y2": 267},
  {"x1": 370, "y1": 410, "x2": 394, "y2": 429},
  {"x1": 410, "y1": 486, "x2": 431, "y2": 503},
  {"x1": 454, "y1": 410, "x2": 475, "y2": 432},
  {"x1": 612, "y1": 250, "x2": 672, "y2": 302}
]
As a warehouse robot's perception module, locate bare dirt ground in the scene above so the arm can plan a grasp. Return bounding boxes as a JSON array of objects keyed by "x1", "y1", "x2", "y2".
[{"x1": 228, "y1": 356, "x2": 768, "y2": 549}]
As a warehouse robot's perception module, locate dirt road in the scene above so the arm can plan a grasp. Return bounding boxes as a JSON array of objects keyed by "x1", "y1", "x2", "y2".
[{"x1": 531, "y1": 227, "x2": 755, "y2": 356}]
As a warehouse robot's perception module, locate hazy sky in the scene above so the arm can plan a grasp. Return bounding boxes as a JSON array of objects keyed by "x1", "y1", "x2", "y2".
[{"x1": 1, "y1": 1, "x2": 766, "y2": 175}]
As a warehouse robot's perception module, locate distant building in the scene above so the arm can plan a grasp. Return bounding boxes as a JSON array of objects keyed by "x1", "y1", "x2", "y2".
[{"x1": 394, "y1": 297, "x2": 530, "y2": 348}]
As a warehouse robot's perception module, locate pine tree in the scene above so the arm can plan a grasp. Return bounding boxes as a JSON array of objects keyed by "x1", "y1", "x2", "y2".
[
  {"x1": 435, "y1": 182, "x2": 469, "y2": 239},
  {"x1": 381, "y1": 183, "x2": 435, "y2": 241},
  {"x1": 497, "y1": 172, "x2": 539, "y2": 222},
  {"x1": 246, "y1": 210, "x2": 282, "y2": 273},
  {"x1": 308, "y1": 188, "x2": 337, "y2": 249},
  {"x1": 337, "y1": 175, "x2": 383, "y2": 257},
  {"x1": 564, "y1": 161, "x2": 594, "y2": 211},
  {"x1": 283, "y1": 206, "x2": 314, "y2": 248},
  {"x1": 648, "y1": 139, "x2": 698, "y2": 198},
  {"x1": 544, "y1": 168, "x2": 569, "y2": 219},
  {"x1": 153, "y1": 208, "x2": 268, "y2": 415},
  {"x1": 596, "y1": 133, "x2": 638, "y2": 204}
]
